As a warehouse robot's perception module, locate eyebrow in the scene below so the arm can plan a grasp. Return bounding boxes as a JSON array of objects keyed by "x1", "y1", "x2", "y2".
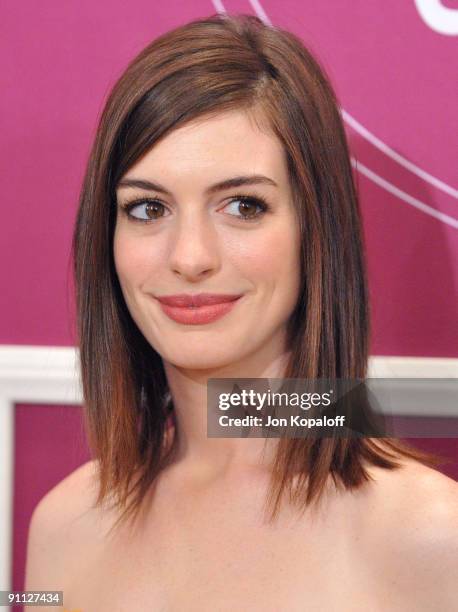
[{"x1": 117, "y1": 174, "x2": 278, "y2": 196}]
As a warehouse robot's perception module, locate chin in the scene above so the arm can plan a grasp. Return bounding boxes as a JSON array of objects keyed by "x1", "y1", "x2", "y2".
[
  {"x1": 168, "y1": 358, "x2": 230, "y2": 372},
  {"x1": 159, "y1": 345, "x2": 243, "y2": 372},
  {"x1": 153, "y1": 329, "x2": 259, "y2": 371}
]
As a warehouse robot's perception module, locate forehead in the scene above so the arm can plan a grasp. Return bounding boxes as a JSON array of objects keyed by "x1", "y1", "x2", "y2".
[{"x1": 119, "y1": 110, "x2": 288, "y2": 190}]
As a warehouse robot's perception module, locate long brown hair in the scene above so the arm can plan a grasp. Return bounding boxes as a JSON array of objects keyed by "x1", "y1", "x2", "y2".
[{"x1": 72, "y1": 13, "x2": 446, "y2": 531}]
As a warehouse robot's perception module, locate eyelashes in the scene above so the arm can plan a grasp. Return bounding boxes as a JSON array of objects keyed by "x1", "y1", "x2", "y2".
[{"x1": 118, "y1": 194, "x2": 270, "y2": 224}]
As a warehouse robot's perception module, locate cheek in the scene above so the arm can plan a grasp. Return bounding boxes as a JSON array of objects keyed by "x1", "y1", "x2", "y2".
[
  {"x1": 113, "y1": 229, "x2": 166, "y2": 292},
  {"x1": 223, "y1": 223, "x2": 300, "y2": 289}
]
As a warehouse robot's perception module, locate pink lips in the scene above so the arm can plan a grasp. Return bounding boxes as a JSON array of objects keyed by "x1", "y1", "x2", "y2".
[{"x1": 155, "y1": 293, "x2": 242, "y2": 325}]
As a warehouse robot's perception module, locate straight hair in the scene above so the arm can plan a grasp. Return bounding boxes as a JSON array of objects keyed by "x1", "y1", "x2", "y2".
[{"x1": 72, "y1": 13, "x2": 447, "y2": 533}]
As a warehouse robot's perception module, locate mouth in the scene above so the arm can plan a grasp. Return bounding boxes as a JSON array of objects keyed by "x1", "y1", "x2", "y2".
[{"x1": 154, "y1": 293, "x2": 243, "y2": 325}]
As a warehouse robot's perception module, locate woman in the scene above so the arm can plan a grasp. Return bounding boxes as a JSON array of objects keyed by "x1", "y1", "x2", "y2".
[{"x1": 25, "y1": 13, "x2": 457, "y2": 611}]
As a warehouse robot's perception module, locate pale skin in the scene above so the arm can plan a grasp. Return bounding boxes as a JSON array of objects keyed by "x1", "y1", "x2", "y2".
[{"x1": 24, "y1": 110, "x2": 458, "y2": 611}]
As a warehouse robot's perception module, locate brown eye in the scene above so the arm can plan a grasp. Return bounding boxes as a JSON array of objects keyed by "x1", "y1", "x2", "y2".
[
  {"x1": 223, "y1": 196, "x2": 268, "y2": 221},
  {"x1": 121, "y1": 199, "x2": 170, "y2": 223},
  {"x1": 238, "y1": 200, "x2": 258, "y2": 218},
  {"x1": 145, "y1": 202, "x2": 166, "y2": 219}
]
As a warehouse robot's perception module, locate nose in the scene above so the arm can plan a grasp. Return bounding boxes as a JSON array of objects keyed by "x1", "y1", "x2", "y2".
[{"x1": 168, "y1": 210, "x2": 221, "y2": 281}]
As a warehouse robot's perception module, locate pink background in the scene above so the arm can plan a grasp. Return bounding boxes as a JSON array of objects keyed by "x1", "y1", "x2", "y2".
[{"x1": 2, "y1": 0, "x2": 457, "y2": 596}]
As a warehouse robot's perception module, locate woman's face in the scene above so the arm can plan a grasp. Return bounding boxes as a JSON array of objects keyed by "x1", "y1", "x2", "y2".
[{"x1": 114, "y1": 109, "x2": 301, "y2": 371}]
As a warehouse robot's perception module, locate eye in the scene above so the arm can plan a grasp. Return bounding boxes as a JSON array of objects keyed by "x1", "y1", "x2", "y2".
[
  {"x1": 119, "y1": 198, "x2": 170, "y2": 223},
  {"x1": 222, "y1": 195, "x2": 269, "y2": 221},
  {"x1": 118, "y1": 194, "x2": 270, "y2": 224}
]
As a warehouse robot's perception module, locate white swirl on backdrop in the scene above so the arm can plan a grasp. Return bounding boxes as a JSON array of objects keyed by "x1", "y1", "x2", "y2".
[{"x1": 414, "y1": 0, "x2": 458, "y2": 36}]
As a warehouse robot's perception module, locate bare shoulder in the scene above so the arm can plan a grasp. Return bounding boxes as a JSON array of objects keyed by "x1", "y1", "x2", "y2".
[
  {"x1": 360, "y1": 457, "x2": 458, "y2": 608},
  {"x1": 28, "y1": 459, "x2": 101, "y2": 538},
  {"x1": 24, "y1": 459, "x2": 104, "y2": 591},
  {"x1": 364, "y1": 457, "x2": 458, "y2": 527}
]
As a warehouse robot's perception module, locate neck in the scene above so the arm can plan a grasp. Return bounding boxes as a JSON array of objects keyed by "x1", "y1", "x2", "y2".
[{"x1": 163, "y1": 338, "x2": 291, "y2": 479}]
